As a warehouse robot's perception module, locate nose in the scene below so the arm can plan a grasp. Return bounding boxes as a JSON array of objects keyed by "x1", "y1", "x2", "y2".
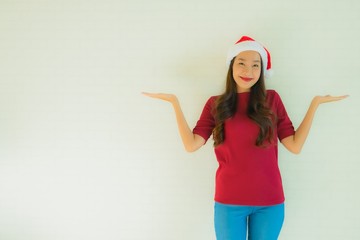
[{"x1": 242, "y1": 67, "x2": 252, "y2": 76}]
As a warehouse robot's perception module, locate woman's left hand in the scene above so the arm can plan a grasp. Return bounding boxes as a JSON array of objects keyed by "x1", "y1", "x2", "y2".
[{"x1": 313, "y1": 95, "x2": 349, "y2": 105}]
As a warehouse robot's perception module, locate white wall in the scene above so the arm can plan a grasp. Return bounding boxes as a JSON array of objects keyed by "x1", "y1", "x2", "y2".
[{"x1": 0, "y1": 0, "x2": 359, "y2": 239}]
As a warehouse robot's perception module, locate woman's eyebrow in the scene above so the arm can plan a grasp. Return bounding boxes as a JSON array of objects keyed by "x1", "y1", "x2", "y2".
[{"x1": 237, "y1": 58, "x2": 260, "y2": 63}]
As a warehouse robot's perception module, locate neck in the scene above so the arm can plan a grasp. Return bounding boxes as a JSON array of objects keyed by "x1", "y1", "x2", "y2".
[{"x1": 237, "y1": 89, "x2": 251, "y2": 93}]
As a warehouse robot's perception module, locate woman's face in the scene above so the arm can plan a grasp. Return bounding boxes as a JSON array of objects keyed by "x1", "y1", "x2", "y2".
[{"x1": 232, "y1": 50, "x2": 262, "y2": 93}]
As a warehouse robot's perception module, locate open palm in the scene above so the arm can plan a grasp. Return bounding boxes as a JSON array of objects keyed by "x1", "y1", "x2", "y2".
[
  {"x1": 314, "y1": 95, "x2": 349, "y2": 104},
  {"x1": 142, "y1": 92, "x2": 178, "y2": 103}
]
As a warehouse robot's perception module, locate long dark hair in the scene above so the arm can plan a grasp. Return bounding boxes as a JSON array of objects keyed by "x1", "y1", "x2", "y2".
[{"x1": 212, "y1": 58, "x2": 276, "y2": 147}]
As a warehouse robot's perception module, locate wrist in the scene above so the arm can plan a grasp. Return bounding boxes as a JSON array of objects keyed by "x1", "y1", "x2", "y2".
[
  {"x1": 171, "y1": 96, "x2": 179, "y2": 106},
  {"x1": 312, "y1": 96, "x2": 322, "y2": 106}
]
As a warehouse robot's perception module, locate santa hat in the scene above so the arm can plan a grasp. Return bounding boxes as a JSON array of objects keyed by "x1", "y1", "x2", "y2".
[{"x1": 226, "y1": 36, "x2": 273, "y2": 79}]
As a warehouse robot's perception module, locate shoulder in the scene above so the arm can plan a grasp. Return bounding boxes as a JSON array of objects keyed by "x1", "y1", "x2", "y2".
[
  {"x1": 266, "y1": 89, "x2": 286, "y2": 110},
  {"x1": 206, "y1": 95, "x2": 219, "y2": 105},
  {"x1": 200, "y1": 95, "x2": 218, "y2": 112},
  {"x1": 266, "y1": 89, "x2": 280, "y2": 97},
  {"x1": 266, "y1": 89, "x2": 281, "y2": 102}
]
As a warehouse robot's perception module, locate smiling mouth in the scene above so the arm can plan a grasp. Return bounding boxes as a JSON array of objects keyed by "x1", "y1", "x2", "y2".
[{"x1": 240, "y1": 77, "x2": 253, "y2": 82}]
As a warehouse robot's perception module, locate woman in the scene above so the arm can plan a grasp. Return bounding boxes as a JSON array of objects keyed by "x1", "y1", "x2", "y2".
[{"x1": 143, "y1": 36, "x2": 347, "y2": 240}]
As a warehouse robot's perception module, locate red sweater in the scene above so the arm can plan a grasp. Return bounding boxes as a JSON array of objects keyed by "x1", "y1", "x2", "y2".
[{"x1": 193, "y1": 90, "x2": 295, "y2": 206}]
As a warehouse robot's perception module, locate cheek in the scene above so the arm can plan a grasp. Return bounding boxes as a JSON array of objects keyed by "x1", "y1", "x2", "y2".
[
  {"x1": 232, "y1": 66, "x2": 244, "y2": 76},
  {"x1": 232, "y1": 71, "x2": 237, "y2": 79},
  {"x1": 232, "y1": 67, "x2": 238, "y2": 78},
  {"x1": 254, "y1": 69, "x2": 261, "y2": 78}
]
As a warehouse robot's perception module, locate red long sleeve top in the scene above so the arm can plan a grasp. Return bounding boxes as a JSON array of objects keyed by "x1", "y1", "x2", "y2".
[{"x1": 193, "y1": 90, "x2": 295, "y2": 206}]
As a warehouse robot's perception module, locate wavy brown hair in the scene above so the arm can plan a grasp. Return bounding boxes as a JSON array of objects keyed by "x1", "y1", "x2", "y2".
[{"x1": 212, "y1": 58, "x2": 276, "y2": 147}]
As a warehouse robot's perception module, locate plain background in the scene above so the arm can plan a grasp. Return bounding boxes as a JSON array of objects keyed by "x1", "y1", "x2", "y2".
[{"x1": 0, "y1": 0, "x2": 359, "y2": 239}]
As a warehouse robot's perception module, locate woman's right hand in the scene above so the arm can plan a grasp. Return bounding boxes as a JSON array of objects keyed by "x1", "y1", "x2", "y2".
[
  {"x1": 142, "y1": 92, "x2": 204, "y2": 152},
  {"x1": 142, "y1": 92, "x2": 178, "y2": 104}
]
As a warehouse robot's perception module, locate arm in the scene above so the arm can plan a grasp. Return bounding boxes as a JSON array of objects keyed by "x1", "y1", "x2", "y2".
[
  {"x1": 281, "y1": 95, "x2": 348, "y2": 154},
  {"x1": 142, "y1": 92, "x2": 205, "y2": 152}
]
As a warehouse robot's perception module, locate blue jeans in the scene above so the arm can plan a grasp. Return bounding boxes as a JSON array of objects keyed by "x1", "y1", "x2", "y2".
[{"x1": 214, "y1": 202, "x2": 285, "y2": 240}]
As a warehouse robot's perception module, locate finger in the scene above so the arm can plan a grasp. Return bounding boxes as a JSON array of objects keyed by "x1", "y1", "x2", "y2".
[
  {"x1": 141, "y1": 92, "x2": 153, "y2": 96},
  {"x1": 330, "y1": 95, "x2": 349, "y2": 100},
  {"x1": 142, "y1": 92, "x2": 159, "y2": 98},
  {"x1": 322, "y1": 95, "x2": 349, "y2": 103},
  {"x1": 142, "y1": 92, "x2": 171, "y2": 102}
]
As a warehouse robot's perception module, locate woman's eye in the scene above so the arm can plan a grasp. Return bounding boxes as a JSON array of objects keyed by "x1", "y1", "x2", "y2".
[{"x1": 253, "y1": 64, "x2": 259, "y2": 68}]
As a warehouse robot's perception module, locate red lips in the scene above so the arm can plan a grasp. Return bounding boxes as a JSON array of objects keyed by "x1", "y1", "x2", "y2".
[{"x1": 240, "y1": 77, "x2": 253, "y2": 82}]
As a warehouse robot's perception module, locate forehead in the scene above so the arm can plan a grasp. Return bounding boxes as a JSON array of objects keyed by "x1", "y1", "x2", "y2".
[{"x1": 235, "y1": 50, "x2": 261, "y2": 61}]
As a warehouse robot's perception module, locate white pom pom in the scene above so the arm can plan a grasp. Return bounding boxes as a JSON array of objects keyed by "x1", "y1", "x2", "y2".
[{"x1": 265, "y1": 69, "x2": 274, "y2": 79}]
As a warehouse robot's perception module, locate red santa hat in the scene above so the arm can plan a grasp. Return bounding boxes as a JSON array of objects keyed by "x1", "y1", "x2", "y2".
[{"x1": 226, "y1": 36, "x2": 273, "y2": 79}]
